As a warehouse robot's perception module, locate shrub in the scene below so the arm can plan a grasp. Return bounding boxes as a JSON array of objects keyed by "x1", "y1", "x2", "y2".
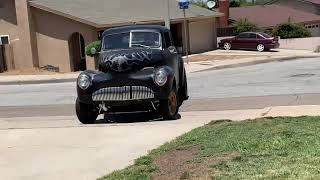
[
  {"x1": 85, "y1": 40, "x2": 102, "y2": 57},
  {"x1": 230, "y1": 0, "x2": 241, "y2": 7},
  {"x1": 233, "y1": 19, "x2": 259, "y2": 35},
  {"x1": 273, "y1": 23, "x2": 311, "y2": 39}
]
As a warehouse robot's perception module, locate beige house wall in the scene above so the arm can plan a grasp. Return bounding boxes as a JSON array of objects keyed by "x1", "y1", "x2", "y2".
[
  {"x1": 188, "y1": 18, "x2": 217, "y2": 54},
  {"x1": 31, "y1": 7, "x2": 97, "y2": 72},
  {"x1": 2, "y1": 0, "x2": 219, "y2": 72},
  {"x1": 0, "y1": 0, "x2": 36, "y2": 69}
]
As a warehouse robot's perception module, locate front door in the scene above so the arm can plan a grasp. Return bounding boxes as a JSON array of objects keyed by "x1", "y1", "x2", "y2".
[{"x1": 233, "y1": 33, "x2": 249, "y2": 49}]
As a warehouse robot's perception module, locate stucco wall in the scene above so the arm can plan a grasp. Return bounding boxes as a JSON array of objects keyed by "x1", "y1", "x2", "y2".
[
  {"x1": 279, "y1": 37, "x2": 320, "y2": 51},
  {"x1": 188, "y1": 18, "x2": 217, "y2": 54},
  {"x1": 0, "y1": 0, "x2": 36, "y2": 69},
  {"x1": 0, "y1": 0, "x2": 18, "y2": 68},
  {"x1": 31, "y1": 7, "x2": 97, "y2": 72}
]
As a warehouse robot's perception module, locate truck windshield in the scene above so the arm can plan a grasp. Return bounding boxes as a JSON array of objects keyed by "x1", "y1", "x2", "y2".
[{"x1": 103, "y1": 31, "x2": 161, "y2": 50}]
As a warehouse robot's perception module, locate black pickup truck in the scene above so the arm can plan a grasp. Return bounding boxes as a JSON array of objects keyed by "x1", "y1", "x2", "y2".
[{"x1": 76, "y1": 25, "x2": 188, "y2": 124}]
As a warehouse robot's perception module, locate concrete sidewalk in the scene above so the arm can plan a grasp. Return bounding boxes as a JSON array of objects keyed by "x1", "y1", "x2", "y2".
[
  {"x1": 1, "y1": 105, "x2": 320, "y2": 180},
  {"x1": 0, "y1": 49, "x2": 319, "y2": 85}
]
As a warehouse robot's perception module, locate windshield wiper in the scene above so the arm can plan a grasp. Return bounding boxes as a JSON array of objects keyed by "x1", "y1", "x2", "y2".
[{"x1": 131, "y1": 44, "x2": 151, "y2": 49}]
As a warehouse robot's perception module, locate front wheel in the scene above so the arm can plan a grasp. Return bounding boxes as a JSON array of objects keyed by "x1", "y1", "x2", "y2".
[
  {"x1": 76, "y1": 98, "x2": 98, "y2": 124},
  {"x1": 224, "y1": 42, "x2": 231, "y2": 50},
  {"x1": 158, "y1": 89, "x2": 179, "y2": 120}
]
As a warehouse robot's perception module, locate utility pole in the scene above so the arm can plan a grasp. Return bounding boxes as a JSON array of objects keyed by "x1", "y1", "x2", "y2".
[
  {"x1": 183, "y1": 9, "x2": 189, "y2": 63},
  {"x1": 164, "y1": 0, "x2": 171, "y2": 29}
]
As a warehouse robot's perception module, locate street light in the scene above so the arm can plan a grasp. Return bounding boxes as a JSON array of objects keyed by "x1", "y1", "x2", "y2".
[
  {"x1": 179, "y1": 0, "x2": 190, "y2": 63},
  {"x1": 164, "y1": 0, "x2": 170, "y2": 29}
]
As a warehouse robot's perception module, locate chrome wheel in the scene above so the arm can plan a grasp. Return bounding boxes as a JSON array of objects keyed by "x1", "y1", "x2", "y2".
[
  {"x1": 257, "y1": 44, "x2": 265, "y2": 52},
  {"x1": 158, "y1": 89, "x2": 179, "y2": 120},
  {"x1": 168, "y1": 91, "x2": 178, "y2": 116},
  {"x1": 224, "y1": 43, "x2": 231, "y2": 50}
]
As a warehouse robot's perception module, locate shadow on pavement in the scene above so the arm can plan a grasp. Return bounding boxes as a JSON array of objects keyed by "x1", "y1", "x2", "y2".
[{"x1": 95, "y1": 111, "x2": 181, "y2": 124}]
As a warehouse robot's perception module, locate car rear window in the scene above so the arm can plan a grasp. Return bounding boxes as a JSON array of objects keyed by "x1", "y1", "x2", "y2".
[
  {"x1": 248, "y1": 33, "x2": 257, "y2": 39},
  {"x1": 260, "y1": 33, "x2": 272, "y2": 38}
]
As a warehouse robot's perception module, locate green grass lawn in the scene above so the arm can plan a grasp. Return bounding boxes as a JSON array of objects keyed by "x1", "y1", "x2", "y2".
[{"x1": 100, "y1": 116, "x2": 320, "y2": 180}]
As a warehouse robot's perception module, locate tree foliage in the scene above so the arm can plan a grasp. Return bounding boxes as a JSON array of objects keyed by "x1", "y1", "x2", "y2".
[
  {"x1": 273, "y1": 23, "x2": 311, "y2": 39},
  {"x1": 230, "y1": 1, "x2": 241, "y2": 7},
  {"x1": 190, "y1": 0, "x2": 207, "y2": 8},
  {"x1": 233, "y1": 19, "x2": 259, "y2": 35},
  {"x1": 85, "y1": 40, "x2": 102, "y2": 57}
]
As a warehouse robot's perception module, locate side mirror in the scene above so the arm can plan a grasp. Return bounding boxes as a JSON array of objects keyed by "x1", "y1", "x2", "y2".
[{"x1": 168, "y1": 46, "x2": 177, "y2": 54}]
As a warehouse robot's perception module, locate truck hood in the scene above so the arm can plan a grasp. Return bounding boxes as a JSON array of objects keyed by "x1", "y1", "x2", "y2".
[{"x1": 99, "y1": 49, "x2": 164, "y2": 73}]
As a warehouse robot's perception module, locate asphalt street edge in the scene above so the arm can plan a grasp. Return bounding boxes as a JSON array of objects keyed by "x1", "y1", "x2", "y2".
[
  {"x1": 193, "y1": 55, "x2": 320, "y2": 73},
  {"x1": 1, "y1": 55, "x2": 318, "y2": 85}
]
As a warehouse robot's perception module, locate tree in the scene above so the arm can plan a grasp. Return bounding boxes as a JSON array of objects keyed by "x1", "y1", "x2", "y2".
[
  {"x1": 190, "y1": 0, "x2": 207, "y2": 8},
  {"x1": 233, "y1": 19, "x2": 259, "y2": 35},
  {"x1": 273, "y1": 23, "x2": 311, "y2": 39},
  {"x1": 85, "y1": 40, "x2": 101, "y2": 57},
  {"x1": 230, "y1": 0, "x2": 241, "y2": 7}
]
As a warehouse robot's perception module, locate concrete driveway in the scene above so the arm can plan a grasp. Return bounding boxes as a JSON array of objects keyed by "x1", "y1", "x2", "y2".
[
  {"x1": 2, "y1": 105, "x2": 320, "y2": 180},
  {"x1": 0, "y1": 110, "x2": 260, "y2": 180}
]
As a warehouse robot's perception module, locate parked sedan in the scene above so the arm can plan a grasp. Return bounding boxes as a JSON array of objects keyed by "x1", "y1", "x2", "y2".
[{"x1": 219, "y1": 32, "x2": 280, "y2": 52}]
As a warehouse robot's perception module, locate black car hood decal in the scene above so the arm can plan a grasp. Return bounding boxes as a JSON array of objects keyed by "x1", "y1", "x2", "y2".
[{"x1": 99, "y1": 49, "x2": 163, "y2": 72}]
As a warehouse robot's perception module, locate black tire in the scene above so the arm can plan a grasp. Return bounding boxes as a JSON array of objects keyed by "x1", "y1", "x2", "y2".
[
  {"x1": 76, "y1": 98, "x2": 98, "y2": 124},
  {"x1": 178, "y1": 71, "x2": 188, "y2": 107},
  {"x1": 158, "y1": 89, "x2": 179, "y2": 120}
]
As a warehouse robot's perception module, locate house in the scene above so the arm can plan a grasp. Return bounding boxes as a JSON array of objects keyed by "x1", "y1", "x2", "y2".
[
  {"x1": 0, "y1": 0, "x2": 222, "y2": 72},
  {"x1": 229, "y1": 4, "x2": 320, "y2": 36},
  {"x1": 269, "y1": 0, "x2": 320, "y2": 15}
]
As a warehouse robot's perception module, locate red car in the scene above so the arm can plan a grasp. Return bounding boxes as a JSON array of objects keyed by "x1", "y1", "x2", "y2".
[{"x1": 219, "y1": 32, "x2": 280, "y2": 52}]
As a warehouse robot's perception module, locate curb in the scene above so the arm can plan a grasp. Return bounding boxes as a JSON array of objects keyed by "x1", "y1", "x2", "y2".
[
  {"x1": 1, "y1": 56, "x2": 318, "y2": 85},
  {"x1": 0, "y1": 78, "x2": 76, "y2": 85},
  {"x1": 192, "y1": 55, "x2": 320, "y2": 73}
]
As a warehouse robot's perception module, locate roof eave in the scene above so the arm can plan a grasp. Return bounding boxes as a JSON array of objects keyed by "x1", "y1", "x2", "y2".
[
  {"x1": 29, "y1": 1, "x2": 223, "y2": 29},
  {"x1": 96, "y1": 15, "x2": 222, "y2": 29},
  {"x1": 29, "y1": 1, "x2": 100, "y2": 28}
]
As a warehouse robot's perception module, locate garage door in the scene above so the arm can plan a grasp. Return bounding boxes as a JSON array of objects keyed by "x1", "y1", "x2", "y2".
[{"x1": 188, "y1": 19, "x2": 216, "y2": 54}]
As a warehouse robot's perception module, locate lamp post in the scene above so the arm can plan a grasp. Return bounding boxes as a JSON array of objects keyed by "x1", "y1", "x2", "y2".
[
  {"x1": 164, "y1": 0, "x2": 170, "y2": 29},
  {"x1": 179, "y1": 0, "x2": 189, "y2": 63}
]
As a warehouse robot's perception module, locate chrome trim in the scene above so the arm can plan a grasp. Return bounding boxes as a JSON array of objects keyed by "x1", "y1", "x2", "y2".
[{"x1": 92, "y1": 86, "x2": 154, "y2": 101}]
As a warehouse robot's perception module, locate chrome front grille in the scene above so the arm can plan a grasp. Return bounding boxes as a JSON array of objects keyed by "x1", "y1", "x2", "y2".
[{"x1": 92, "y1": 86, "x2": 154, "y2": 101}]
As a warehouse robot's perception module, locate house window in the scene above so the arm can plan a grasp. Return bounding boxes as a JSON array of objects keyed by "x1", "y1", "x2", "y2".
[
  {"x1": 312, "y1": 25, "x2": 316, "y2": 28},
  {"x1": 0, "y1": 35, "x2": 10, "y2": 45}
]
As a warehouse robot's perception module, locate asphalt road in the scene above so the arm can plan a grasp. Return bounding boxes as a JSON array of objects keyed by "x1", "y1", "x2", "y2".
[
  {"x1": 2, "y1": 57, "x2": 320, "y2": 180},
  {"x1": 1, "y1": 57, "x2": 320, "y2": 117}
]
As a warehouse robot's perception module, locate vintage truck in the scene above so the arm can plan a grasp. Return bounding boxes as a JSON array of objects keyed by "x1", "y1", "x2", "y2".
[{"x1": 76, "y1": 25, "x2": 188, "y2": 124}]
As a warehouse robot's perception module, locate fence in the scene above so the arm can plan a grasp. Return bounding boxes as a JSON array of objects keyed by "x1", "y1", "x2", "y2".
[
  {"x1": 0, "y1": 45, "x2": 6, "y2": 73},
  {"x1": 279, "y1": 37, "x2": 320, "y2": 52},
  {"x1": 0, "y1": 44, "x2": 15, "y2": 73},
  {"x1": 217, "y1": 27, "x2": 235, "y2": 37}
]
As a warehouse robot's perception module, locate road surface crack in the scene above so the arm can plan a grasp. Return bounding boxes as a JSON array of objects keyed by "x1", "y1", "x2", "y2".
[{"x1": 261, "y1": 107, "x2": 273, "y2": 117}]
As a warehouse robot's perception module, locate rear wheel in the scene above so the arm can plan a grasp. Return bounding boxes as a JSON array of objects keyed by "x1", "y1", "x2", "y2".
[
  {"x1": 158, "y1": 89, "x2": 179, "y2": 120},
  {"x1": 76, "y1": 98, "x2": 98, "y2": 124},
  {"x1": 257, "y1": 44, "x2": 265, "y2": 52}
]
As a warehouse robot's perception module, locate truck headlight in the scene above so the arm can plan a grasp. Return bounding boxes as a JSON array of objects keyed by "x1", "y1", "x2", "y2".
[
  {"x1": 78, "y1": 73, "x2": 91, "y2": 90},
  {"x1": 154, "y1": 68, "x2": 168, "y2": 86}
]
